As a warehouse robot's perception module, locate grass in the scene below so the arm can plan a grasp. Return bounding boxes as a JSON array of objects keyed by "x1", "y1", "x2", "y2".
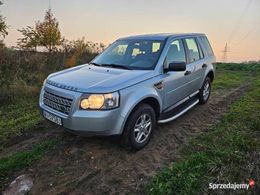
[
  {"x1": 0, "y1": 139, "x2": 56, "y2": 176},
  {"x1": 216, "y1": 62, "x2": 260, "y2": 72},
  {"x1": 0, "y1": 139, "x2": 57, "y2": 191},
  {"x1": 0, "y1": 97, "x2": 43, "y2": 145},
  {"x1": 212, "y1": 71, "x2": 247, "y2": 90},
  {"x1": 212, "y1": 62, "x2": 260, "y2": 90},
  {"x1": 146, "y1": 68, "x2": 260, "y2": 194}
]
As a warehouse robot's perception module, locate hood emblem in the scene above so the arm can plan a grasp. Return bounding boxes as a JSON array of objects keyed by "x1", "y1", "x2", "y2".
[{"x1": 47, "y1": 80, "x2": 78, "y2": 91}]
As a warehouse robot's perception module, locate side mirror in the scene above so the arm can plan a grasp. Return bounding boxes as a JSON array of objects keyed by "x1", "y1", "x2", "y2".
[{"x1": 166, "y1": 61, "x2": 186, "y2": 72}]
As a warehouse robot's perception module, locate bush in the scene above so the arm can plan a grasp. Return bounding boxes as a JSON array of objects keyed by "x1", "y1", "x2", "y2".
[{"x1": 0, "y1": 47, "x2": 98, "y2": 104}]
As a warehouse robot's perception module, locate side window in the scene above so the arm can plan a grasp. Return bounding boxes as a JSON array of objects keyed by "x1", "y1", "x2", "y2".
[
  {"x1": 199, "y1": 36, "x2": 214, "y2": 56},
  {"x1": 184, "y1": 38, "x2": 200, "y2": 62},
  {"x1": 165, "y1": 39, "x2": 186, "y2": 64}
]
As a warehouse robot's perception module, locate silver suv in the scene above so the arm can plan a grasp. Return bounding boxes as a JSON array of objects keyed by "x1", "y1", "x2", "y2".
[{"x1": 39, "y1": 33, "x2": 215, "y2": 150}]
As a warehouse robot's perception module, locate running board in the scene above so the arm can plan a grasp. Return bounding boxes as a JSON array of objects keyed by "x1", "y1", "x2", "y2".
[{"x1": 158, "y1": 99, "x2": 199, "y2": 123}]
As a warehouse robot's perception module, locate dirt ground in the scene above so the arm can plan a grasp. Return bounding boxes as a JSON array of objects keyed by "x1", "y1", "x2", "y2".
[{"x1": 2, "y1": 83, "x2": 250, "y2": 195}]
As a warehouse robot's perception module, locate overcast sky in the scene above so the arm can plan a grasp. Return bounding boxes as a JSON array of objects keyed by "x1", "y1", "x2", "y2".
[{"x1": 1, "y1": 0, "x2": 260, "y2": 62}]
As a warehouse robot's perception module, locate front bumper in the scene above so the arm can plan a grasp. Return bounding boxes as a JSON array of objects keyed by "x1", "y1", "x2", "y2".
[{"x1": 39, "y1": 84, "x2": 126, "y2": 136}]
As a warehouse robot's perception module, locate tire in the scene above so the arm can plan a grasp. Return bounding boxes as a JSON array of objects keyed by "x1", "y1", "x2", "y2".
[
  {"x1": 199, "y1": 77, "x2": 211, "y2": 104},
  {"x1": 121, "y1": 104, "x2": 156, "y2": 151}
]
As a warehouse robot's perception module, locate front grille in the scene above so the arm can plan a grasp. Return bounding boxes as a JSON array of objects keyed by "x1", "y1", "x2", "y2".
[{"x1": 43, "y1": 91, "x2": 73, "y2": 115}]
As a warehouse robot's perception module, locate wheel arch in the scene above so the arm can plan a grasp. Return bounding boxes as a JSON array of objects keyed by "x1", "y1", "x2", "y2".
[
  {"x1": 121, "y1": 96, "x2": 161, "y2": 134},
  {"x1": 131, "y1": 97, "x2": 161, "y2": 119},
  {"x1": 206, "y1": 70, "x2": 214, "y2": 82}
]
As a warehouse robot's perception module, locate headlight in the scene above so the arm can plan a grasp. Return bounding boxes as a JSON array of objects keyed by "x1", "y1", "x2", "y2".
[{"x1": 80, "y1": 92, "x2": 119, "y2": 110}]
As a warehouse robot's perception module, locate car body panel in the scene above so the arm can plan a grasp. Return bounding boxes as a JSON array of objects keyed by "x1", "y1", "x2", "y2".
[{"x1": 48, "y1": 65, "x2": 155, "y2": 93}]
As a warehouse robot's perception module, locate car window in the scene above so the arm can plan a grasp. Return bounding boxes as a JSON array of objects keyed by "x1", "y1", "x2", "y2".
[
  {"x1": 185, "y1": 38, "x2": 200, "y2": 62},
  {"x1": 152, "y1": 42, "x2": 161, "y2": 53},
  {"x1": 165, "y1": 39, "x2": 186, "y2": 64},
  {"x1": 111, "y1": 44, "x2": 128, "y2": 56},
  {"x1": 132, "y1": 48, "x2": 142, "y2": 57},
  {"x1": 92, "y1": 40, "x2": 165, "y2": 70},
  {"x1": 199, "y1": 36, "x2": 214, "y2": 56}
]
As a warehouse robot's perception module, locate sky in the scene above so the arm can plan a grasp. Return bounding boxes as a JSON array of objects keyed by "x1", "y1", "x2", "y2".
[{"x1": 1, "y1": 0, "x2": 260, "y2": 62}]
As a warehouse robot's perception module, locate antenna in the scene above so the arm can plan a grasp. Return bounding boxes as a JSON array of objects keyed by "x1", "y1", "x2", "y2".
[{"x1": 222, "y1": 43, "x2": 230, "y2": 62}]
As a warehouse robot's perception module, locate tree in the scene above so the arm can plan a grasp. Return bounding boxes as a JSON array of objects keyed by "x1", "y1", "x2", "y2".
[
  {"x1": 36, "y1": 9, "x2": 63, "y2": 52},
  {"x1": 17, "y1": 9, "x2": 63, "y2": 52},
  {"x1": 17, "y1": 26, "x2": 39, "y2": 51},
  {"x1": 0, "y1": 1, "x2": 8, "y2": 47}
]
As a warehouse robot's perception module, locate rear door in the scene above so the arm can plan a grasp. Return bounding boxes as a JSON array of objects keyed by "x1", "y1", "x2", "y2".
[{"x1": 183, "y1": 37, "x2": 205, "y2": 93}]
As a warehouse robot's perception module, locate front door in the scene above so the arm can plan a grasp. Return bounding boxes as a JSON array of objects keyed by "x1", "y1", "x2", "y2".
[{"x1": 163, "y1": 39, "x2": 190, "y2": 109}]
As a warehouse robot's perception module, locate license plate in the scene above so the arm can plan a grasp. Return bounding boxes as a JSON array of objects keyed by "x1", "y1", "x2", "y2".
[{"x1": 43, "y1": 110, "x2": 62, "y2": 126}]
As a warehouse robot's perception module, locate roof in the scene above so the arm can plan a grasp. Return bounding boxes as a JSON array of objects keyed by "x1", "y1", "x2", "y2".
[{"x1": 117, "y1": 33, "x2": 205, "y2": 41}]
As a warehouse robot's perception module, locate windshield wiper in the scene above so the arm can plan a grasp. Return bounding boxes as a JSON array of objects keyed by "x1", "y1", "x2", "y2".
[
  {"x1": 101, "y1": 64, "x2": 132, "y2": 70},
  {"x1": 89, "y1": 62, "x2": 102, "y2": 66}
]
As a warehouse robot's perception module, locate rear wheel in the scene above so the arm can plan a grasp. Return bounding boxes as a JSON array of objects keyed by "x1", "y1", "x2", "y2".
[
  {"x1": 199, "y1": 77, "x2": 211, "y2": 104},
  {"x1": 121, "y1": 104, "x2": 156, "y2": 151}
]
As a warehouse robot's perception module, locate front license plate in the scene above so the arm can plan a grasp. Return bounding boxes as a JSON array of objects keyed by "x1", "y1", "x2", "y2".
[{"x1": 43, "y1": 110, "x2": 62, "y2": 126}]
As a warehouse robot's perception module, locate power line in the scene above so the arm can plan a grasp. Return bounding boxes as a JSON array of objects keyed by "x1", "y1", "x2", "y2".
[
  {"x1": 223, "y1": 0, "x2": 253, "y2": 62},
  {"x1": 233, "y1": 22, "x2": 260, "y2": 45},
  {"x1": 227, "y1": 0, "x2": 253, "y2": 43}
]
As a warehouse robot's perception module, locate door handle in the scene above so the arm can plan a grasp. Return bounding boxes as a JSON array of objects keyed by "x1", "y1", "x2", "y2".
[
  {"x1": 184, "y1": 70, "x2": 191, "y2": 76},
  {"x1": 202, "y1": 64, "x2": 207, "y2": 68}
]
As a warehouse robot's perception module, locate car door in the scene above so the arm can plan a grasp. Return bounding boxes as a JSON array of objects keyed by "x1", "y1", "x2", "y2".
[
  {"x1": 162, "y1": 39, "x2": 191, "y2": 109},
  {"x1": 183, "y1": 37, "x2": 205, "y2": 93}
]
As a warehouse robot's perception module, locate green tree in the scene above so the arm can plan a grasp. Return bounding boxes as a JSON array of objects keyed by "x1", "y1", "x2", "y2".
[
  {"x1": 0, "y1": 1, "x2": 8, "y2": 47},
  {"x1": 17, "y1": 9, "x2": 63, "y2": 52},
  {"x1": 36, "y1": 9, "x2": 63, "y2": 52},
  {"x1": 17, "y1": 26, "x2": 39, "y2": 51}
]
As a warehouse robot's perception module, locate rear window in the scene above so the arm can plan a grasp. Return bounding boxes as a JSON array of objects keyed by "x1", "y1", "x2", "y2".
[{"x1": 199, "y1": 36, "x2": 214, "y2": 56}]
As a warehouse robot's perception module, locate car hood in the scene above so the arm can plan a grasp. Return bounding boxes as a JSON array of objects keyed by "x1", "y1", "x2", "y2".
[{"x1": 47, "y1": 64, "x2": 155, "y2": 93}]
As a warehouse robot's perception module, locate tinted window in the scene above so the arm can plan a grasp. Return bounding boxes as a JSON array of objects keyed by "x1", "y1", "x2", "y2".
[
  {"x1": 185, "y1": 38, "x2": 200, "y2": 62},
  {"x1": 165, "y1": 39, "x2": 186, "y2": 64},
  {"x1": 199, "y1": 36, "x2": 214, "y2": 56}
]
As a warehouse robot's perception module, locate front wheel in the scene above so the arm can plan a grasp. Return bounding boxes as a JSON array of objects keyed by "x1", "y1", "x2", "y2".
[
  {"x1": 199, "y1": 77, "x2": 211, "y2": 104},
  {"x1": 121, "y1": 104, "x2": 156, "y2": 151}
]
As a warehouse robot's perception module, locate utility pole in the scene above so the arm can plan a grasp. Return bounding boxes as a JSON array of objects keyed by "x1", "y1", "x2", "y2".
[
  {"x1": 49, "y1": 0, "x2": 51, "y2": 10},
  {"x1": 222, "y1": 43, "x2": 229, "y2": 62}
]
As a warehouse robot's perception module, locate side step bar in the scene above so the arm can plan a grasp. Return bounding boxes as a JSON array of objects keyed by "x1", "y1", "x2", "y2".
[{"x1": 158, "y1": 99, "x2": 199, "y2": 123}]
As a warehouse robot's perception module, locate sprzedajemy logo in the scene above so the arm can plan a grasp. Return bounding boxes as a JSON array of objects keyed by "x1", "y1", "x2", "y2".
[{"x1": 209, "y1": 179, "x2": 255, "y2": 190}]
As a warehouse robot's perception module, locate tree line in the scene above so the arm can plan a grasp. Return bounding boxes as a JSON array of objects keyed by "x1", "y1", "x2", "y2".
[
  {"x1": 0, "y1": 2, "x2": 106, "y2": 98},
  {"x1": 0, "y1": 2, "x2": 106, "y2": 60}
]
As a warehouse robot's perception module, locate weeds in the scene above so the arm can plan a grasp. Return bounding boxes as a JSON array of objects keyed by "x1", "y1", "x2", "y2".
[{"x1": 0, "y1": 98, "x2": 43, "y2": 145}]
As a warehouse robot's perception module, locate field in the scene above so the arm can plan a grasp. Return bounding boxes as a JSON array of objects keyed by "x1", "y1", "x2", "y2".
[{"x1": 0, "y1": 61, "x2": 259, "y2": 194}]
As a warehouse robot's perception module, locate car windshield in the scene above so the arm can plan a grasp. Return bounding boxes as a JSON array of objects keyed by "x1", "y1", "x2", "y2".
[{"x1": 91, "y1": 40, "x2": 165, "y2": 70}]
